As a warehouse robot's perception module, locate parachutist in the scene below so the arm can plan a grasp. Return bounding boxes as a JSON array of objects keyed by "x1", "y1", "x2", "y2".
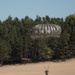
[{"x1": 45, "y1": 69, "x2": 49, "y2": 75}]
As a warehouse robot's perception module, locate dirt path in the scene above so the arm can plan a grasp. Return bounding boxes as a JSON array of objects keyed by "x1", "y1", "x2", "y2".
[{"x1": 0, "y1": 59, "x2": 75, "y2": 75}]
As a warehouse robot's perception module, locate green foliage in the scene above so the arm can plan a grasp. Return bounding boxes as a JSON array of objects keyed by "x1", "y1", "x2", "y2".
[
  {"x1": 65, "y1": 14, "x2": 75, "y2": 58},
  {"x1": 41, "y1": 47, "x2": 54, "y2": 60},
  {"x1": 0, "y1": 14, "x2": 75, "y2": 65},
  {"x1": 0, "y1": 41, "x2": 10, "y2": 66}
]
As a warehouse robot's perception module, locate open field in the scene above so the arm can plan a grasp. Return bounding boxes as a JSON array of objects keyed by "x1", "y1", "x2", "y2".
[{"x1": 0, "y1": 59, "x2": 75, "y2": 75}]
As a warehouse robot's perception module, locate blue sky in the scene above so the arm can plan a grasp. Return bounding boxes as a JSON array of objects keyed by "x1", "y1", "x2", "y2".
[{"x1": 0, "y1": 0, "x2": 75, "y2": 21}]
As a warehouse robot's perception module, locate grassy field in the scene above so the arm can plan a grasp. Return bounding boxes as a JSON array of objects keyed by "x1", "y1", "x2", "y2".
[{"x1": 0, "y1": 59, "x2": 75, "y2": 75}]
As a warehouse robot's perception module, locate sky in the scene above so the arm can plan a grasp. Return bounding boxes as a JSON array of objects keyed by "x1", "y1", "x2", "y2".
[{"x1": 0, "y1": 0, "x2": 75, "y2": 21}]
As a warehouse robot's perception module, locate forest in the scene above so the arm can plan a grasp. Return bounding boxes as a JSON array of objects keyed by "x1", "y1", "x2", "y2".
[{"x1": 0, "y1": 14, "x2": 75, "y2": 66}]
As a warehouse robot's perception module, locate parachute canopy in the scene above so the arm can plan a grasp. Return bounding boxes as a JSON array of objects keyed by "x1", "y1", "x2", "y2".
[{"x1": 30, "y1": 24, "x2": 61, "y2": 38}]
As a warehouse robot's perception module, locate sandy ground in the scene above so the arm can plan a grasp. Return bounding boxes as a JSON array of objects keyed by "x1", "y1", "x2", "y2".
[{"x1": 0, "y1": 59, "x2": 75, "y2": 75}]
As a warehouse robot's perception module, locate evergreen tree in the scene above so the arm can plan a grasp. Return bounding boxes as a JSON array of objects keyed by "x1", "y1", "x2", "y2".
[{"x1": 0, "y1": 41, "x2": 10, "y2": 66}]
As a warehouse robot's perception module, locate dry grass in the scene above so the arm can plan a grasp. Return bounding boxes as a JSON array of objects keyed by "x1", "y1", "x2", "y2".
[{"x1": 0, "y1": 58, "x2": 75, "y2": 75}]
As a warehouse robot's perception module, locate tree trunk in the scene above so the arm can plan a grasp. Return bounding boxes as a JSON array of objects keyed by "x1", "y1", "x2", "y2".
[{"x1": 0, "y1": 60, "x2": 3, "y2": 67}]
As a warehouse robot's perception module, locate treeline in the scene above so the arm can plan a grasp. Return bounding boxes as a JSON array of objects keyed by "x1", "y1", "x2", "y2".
[{"x1": 0, "y1": 14, "x2": 75, "y2": 66}]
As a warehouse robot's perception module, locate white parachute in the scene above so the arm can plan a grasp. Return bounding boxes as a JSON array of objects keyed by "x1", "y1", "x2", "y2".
[{"x1": 31, "y1": 24, "x2": 61, "y2": 39}]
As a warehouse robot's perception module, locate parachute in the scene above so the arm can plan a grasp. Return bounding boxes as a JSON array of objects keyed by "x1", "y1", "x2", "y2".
[{"x1": 30, "y1": 24, "x2": 61, "y2": 39}]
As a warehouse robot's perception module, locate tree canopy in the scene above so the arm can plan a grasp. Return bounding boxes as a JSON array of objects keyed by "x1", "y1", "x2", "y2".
[{"x1": 0, "y1": 14, "x2": 75, "y2": 66}]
